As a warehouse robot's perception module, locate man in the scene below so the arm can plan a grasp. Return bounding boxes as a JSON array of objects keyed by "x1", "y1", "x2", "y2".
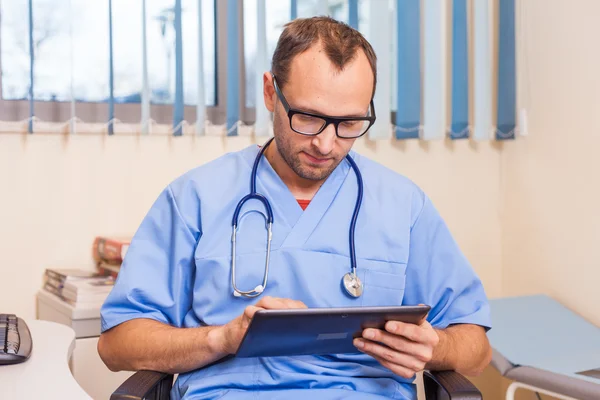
[{"x1": 99, "y1": 17, "x2": 492, "y2": 400}]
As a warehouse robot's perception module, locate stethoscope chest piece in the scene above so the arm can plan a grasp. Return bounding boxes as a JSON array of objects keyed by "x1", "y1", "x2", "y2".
[{"x1": 342, "y1": 272, "x2": 363, "y2": 298}]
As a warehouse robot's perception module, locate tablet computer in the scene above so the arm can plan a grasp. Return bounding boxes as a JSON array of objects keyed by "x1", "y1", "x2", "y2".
[{"x1": 235, "y1": 305, "x2": 431, "y2": 358}]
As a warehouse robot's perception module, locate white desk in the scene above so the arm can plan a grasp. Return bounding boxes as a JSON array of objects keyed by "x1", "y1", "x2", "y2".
[
  {"x1": 0, "y1": 319, "x2": 92, "y2": 399},
  {"x1": 36, "y1": 289, "x2": 135, "y2": 399}
]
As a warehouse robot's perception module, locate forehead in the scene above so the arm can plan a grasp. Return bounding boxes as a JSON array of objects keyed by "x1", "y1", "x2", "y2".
[{"x1": 284, "y1": 43, "x2": 374, "y2": 116}]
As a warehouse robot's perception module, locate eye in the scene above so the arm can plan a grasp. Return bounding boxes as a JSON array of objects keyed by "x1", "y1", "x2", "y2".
[
  {"x1": 341, "y1": 120, "x2": 361, "y2": 128},
  {"x1": 295, "y1": 114, "x2": 320, "y2": 123}
]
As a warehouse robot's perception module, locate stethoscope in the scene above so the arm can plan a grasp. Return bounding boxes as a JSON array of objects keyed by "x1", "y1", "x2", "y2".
[{"x1": 231, "y1": 137, "x2": 364, "y2": 299}]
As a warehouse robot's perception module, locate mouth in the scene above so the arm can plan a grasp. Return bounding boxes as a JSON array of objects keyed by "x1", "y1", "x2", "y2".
[{"x1": 302, "y1": 151, "x2": 332, "y2": 165}]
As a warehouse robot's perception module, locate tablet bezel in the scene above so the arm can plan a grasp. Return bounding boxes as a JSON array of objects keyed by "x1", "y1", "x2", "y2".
[{"x1": 235, "y1": 305, "x2": 431, "y2": 358}]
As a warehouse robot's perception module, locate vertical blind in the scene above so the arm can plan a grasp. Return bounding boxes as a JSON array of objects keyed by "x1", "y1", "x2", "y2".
[
  {"x1": 496, "y1": 0, "x2": 516, "y2": 140},
  {"x1": 449, "y1": 0, "x2": 469, "y2": 139},
  {"x1": 3, "y1": 0, "x2": 516, "y2": 141},
  {"x1": 395, "y1": 0, "x2": 421, "y2": 140}
]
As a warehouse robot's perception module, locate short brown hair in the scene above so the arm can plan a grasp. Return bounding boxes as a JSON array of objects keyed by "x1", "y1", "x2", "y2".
[{"x1": 271, "y1": 16, "x2": 377, "y2": 97}]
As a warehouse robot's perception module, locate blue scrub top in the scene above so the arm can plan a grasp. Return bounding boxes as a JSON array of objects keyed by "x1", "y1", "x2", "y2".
[{"x1": 101, "y1": 145, "x2": 491, "y2": 400}]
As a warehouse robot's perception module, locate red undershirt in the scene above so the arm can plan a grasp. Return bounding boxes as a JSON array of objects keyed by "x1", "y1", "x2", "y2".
[{"x1": 297, "y1": 199, "x2": 311, "y2": 210}]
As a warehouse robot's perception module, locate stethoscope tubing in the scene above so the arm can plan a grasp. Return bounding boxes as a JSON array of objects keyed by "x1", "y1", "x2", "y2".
[{"x1": 231, "y1": 137, "x2": 363, "y2": 298}]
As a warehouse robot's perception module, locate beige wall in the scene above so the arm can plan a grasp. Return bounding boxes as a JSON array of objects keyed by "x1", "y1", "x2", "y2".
[
  {"x1": 0, "y1": 134, "x2": 503, "y2": 320},
  {"x1": 501, "y1": 0, "x2": 600, "y2": 327},
  {"x1": 471, "y1": 1, "x2": 600, "y2": 395}
]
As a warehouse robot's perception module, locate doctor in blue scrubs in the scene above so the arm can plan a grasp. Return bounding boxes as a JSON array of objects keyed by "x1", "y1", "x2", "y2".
[{"x1": 99, "y1": 16, "x2": 492, "y2": 400}]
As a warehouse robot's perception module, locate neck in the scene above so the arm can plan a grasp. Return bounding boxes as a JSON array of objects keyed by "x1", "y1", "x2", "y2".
[{"x1": 264, "y1": 141, "x2": 323, "y2": 200}]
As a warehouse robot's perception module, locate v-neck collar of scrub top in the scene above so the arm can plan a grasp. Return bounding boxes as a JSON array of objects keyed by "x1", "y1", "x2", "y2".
[{"x1": 240, "y1": 144, "x2": 353, "y2": 250}]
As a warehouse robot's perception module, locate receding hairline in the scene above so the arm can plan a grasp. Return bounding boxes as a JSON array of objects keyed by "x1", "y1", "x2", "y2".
[
  {"x1": 285, "y1": 40, "x2": 374, "y2": 86},
  {"x1": 270, "y1": 16, "x2": 378, "y2": 97}
]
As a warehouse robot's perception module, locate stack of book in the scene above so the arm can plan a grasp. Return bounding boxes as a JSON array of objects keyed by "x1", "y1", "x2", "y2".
[
  {"x1": 43, "y1": 268, "x2": 115, "y2": 308},
  {"x1": 92, "y1": 236, "x2": 131, "y2": 278},
  {"x1": 40, "y1": 235, "x2": 131, "y2": 309}
]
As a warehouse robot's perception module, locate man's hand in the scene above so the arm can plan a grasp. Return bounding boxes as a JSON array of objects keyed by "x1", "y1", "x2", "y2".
[
  {"x1": 353, "y1": 319, "x2": 439, "y2": 379},
  {"x1": 215, "y1": 296, "x2": 307, "y2": 355}
]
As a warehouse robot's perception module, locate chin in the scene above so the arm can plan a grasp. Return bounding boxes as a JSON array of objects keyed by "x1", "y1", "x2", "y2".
[{"x1": 297, "y1": 166, "x2": 333, "y2": 181}]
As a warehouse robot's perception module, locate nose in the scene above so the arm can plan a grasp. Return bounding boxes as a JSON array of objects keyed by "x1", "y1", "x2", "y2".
[{"x1": 311, "y1": 123, "x2": 336, "y2": 156}]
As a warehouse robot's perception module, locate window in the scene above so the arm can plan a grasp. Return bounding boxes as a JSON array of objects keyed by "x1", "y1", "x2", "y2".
[
  {"x1": 112, "y1": 0, "x2": 142, "y2": 103},
  {"x1": 297, "y1": 0, "x2": 348, "y2": 23},
  {"x1": 30, "y1": 0, "x2": 75, "y2": 101},
  {"x1": 0, "y1": 0, "x2": 110, "y2": 102},
  {"x1": 137, "y1": 0, "x2": 216, "y2": 106},
  {"x1": 243, "y1": 0, "x2": 290, "y2": 108},
  {"x1": 0, "y1": 0, "x2": 218, "y2": 124},
  {"x1": 242, "y1": 0, "x2": 351, "y2": 111},
  {"x1": 71, "y1": 0, "x2": 110, "y2": 102},
  {"x1": 0, "y1": 1, "x2": 30, "y2": 100},
  {"x1": 0, "y1": 0, "x2": 388, "y2": 131},
  {"x1": 181, "y1": 0, "x2": 216, "y2": 106}
]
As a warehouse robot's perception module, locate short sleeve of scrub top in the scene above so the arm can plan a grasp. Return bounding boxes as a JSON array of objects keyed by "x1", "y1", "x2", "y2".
[
  {"x1": 403, "y1": 194, "x2": 492, "y2": 331},
  {"x1": 100, "y1": 181, "x2": 201, "y2": 332}
]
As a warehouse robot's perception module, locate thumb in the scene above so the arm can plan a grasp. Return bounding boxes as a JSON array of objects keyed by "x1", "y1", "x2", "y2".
[{"x1": 243, "y1": 305, "x2": 264, "y2": 321}]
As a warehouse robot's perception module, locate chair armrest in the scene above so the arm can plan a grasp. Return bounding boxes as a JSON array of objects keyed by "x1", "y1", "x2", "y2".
[
  {"x1": 110, "y1": 369, "x2": 480, "y2": 400},
  {"x1": 110, "y1": 370, "x2": 174, "y2": 400},
  {"x1": 423, "y1": 370, "x2": 482, "y2": 400}
]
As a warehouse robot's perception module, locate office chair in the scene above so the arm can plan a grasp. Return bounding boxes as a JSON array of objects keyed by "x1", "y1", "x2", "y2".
[{"x1": 110, "y1": 369, "x2": 482, "y2": 400}]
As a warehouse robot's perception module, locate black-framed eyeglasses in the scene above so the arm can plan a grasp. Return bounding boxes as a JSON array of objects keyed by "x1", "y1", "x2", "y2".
[{"x1": 272, "y1": 73, "x2": 376, "y2": 139}]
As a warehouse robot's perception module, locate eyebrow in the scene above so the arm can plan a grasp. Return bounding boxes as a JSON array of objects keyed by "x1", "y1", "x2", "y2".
[{"x1": 295, "y1": 105, "x2": 369, "y2": 119}]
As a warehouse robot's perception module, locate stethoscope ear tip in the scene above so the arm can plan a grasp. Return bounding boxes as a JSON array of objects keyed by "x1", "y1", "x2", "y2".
[{"x1": 254, "y1": 285, "x2": 264, "y2": 294}]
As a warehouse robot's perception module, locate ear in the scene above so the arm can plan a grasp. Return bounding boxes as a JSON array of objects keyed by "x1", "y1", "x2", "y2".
[{"x1": 263, "y1": 72, "x2": 276, "y2": 113}]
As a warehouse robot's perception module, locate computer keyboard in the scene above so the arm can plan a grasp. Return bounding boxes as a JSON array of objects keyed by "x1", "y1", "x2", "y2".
[{"x1": 0, "y1": 314, "x2": 33, "y2": 365}]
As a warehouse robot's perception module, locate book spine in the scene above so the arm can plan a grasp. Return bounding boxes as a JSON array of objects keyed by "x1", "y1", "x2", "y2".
[
  {"x1": 61, "y1": 288, "x2": 110, "y2": 302},
  {"x1": 45, "y1": 269, "x2": 67, "y2": 282},
  {"x1": 43, "y1": 282, "x2": 66, "y2": 300},
  {"x1": 44, "y1": 275, "x2": 65, "y2": 291}
]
